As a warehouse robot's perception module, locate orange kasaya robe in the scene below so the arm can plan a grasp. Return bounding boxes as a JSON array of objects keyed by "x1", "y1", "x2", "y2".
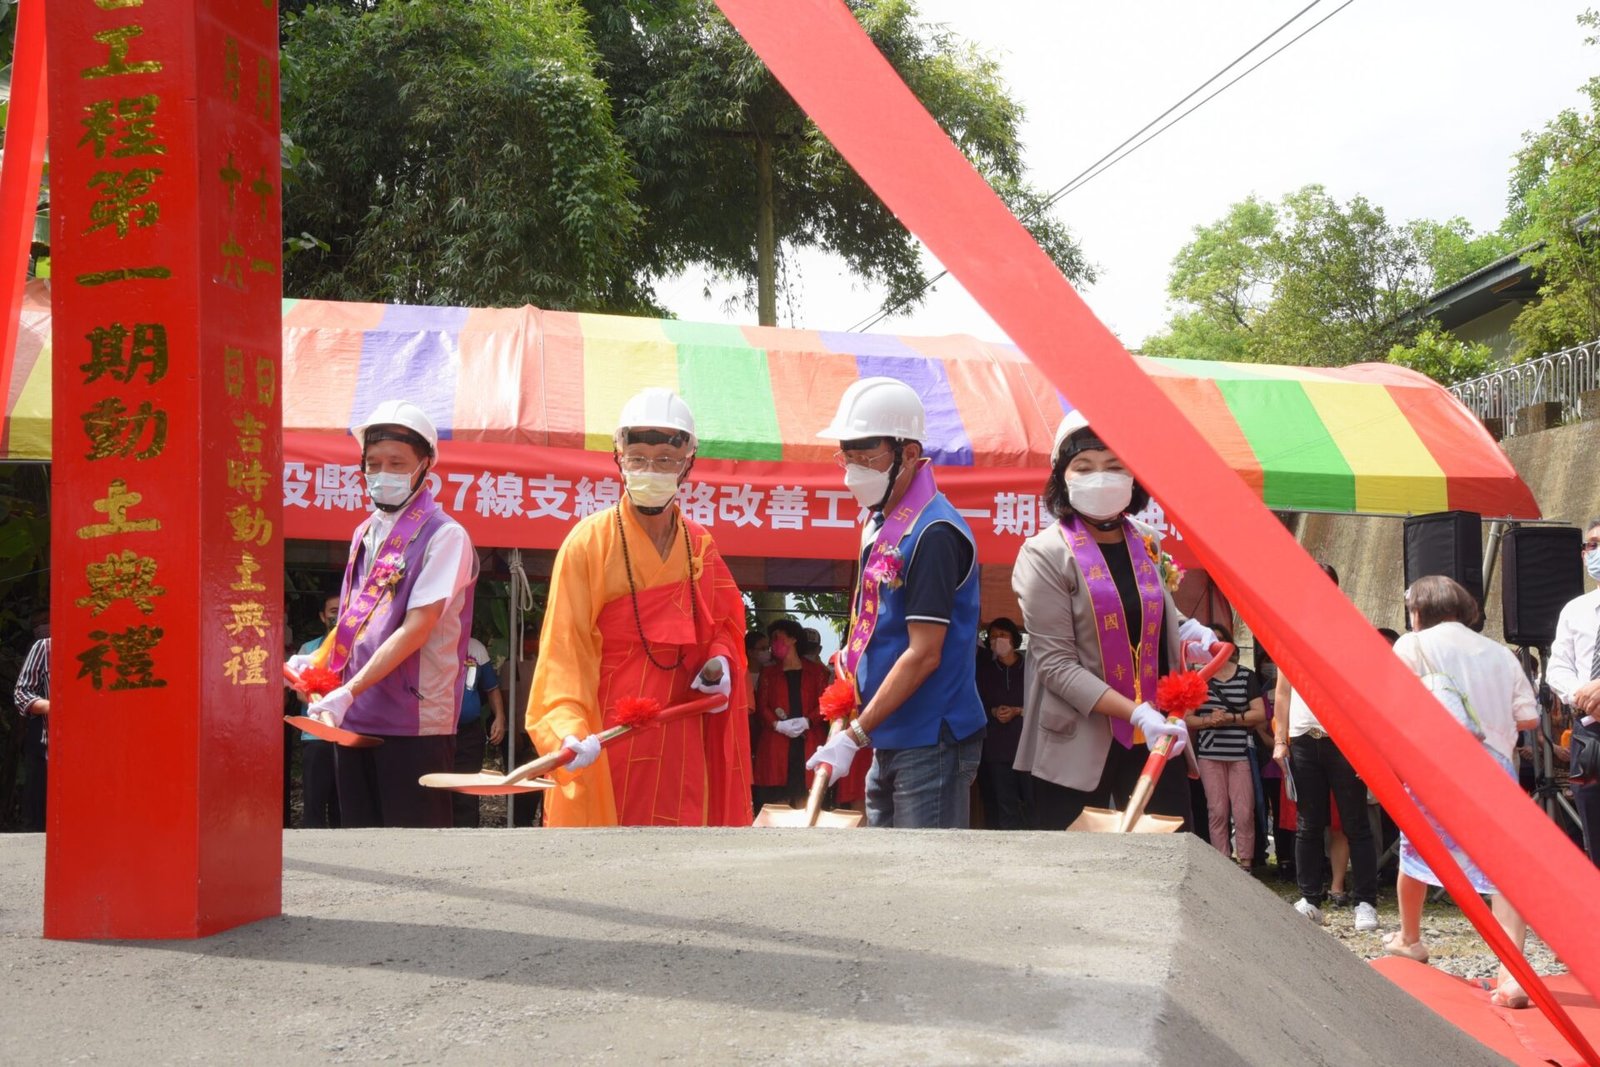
[{"x1": 526, "y1": 500, "x2": 753, "y2": 827}]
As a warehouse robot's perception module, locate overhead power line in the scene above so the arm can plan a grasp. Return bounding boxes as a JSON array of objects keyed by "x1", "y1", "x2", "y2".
[{"x1": 847, "y1": 0, "x2": 1356, "y2": 333}]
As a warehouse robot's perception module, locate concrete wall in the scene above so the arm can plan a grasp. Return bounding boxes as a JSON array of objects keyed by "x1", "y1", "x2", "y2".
[{"x1": 1291, "y1": 418, "x2": 1600, "y2": 646}]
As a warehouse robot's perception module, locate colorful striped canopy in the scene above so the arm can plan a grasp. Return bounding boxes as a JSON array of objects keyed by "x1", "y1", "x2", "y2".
[{"x1": 2, "y1": 288, "x2": 1538, "y2": 519}]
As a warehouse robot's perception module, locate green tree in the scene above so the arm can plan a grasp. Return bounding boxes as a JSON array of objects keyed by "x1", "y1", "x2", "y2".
[
  {"x1": 1387, "y1": 324, "x2": 1496, "y2": 386},
  {"x1": 1408, "y1": 217, "x2": 1516, "y2": 290},
  {"x1": 1251, "y1": 186, "x2": 1428, "y2": 367},
  {"x1": 582, "y1": 0, "x2": 1093, "y2": 326},
  {"x1": 1140, "y1": 197, "x2": 1275, "y2": 360},
  {"x1": 1143, "y1": 186, "x2": 1507, "y2": 367},
  {"x1": 1505, "y1": 10, "x2": 1600, "y2": 357},
  {"x1": 280, "y1": 0, "x2": 650, "y2": 310}
]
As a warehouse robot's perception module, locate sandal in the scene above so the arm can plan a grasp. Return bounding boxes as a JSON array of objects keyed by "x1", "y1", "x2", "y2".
[
  {"x1": 1490, "y1": 978, "x2": 1530, "y2": 1009},
  {"x1": 1381, "y1": 933, "x2": 1429, "y2": 963}
]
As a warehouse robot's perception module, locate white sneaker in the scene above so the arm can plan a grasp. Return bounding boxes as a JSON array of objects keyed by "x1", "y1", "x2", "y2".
[
  {"x1": 1354, "y1": 902, "x2": 1379, "y2": 932},
  {"x1": 1294, "y1": 898, "x2": 1324, "y2": 925}
]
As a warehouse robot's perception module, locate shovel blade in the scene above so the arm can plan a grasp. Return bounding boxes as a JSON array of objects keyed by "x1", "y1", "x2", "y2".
[
  {"x1": 752, "y1": 804, "x2": 864, "y2": 828},
  {"x1": 1066, "y1": 806, "x2": 1184, "y2": 834},
  {"x1": 417, "y1": 771, "x2": 556, "y2": 795},
  {"x1": 285, "y1": 715, "x2": 382, "y2": 748}
]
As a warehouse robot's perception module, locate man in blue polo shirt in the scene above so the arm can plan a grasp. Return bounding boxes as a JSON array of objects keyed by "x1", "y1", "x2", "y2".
[
  {"x1": 807, "y1": 377, "x2": 986, "y2": 828},
  {"x1": 452, "y1": 635, "x2": 507, "y2": 827}
]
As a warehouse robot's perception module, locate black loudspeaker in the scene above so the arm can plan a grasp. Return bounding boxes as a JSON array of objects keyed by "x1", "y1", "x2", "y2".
[
  {"x1": 1502, "y1": 525, "x2": 1584, "y2": 648},
  {"x1": 1403, "y1": 511, "x2": 1484, "y2": 624}
]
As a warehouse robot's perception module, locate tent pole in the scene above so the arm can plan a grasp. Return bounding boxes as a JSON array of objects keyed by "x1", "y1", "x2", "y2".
[
  {"x1": 506, "y1": 548, "x2": 521, "y2": 829},
  {"x1": 1482, "y1": 520, "x2": 1508, "y2": 602}
]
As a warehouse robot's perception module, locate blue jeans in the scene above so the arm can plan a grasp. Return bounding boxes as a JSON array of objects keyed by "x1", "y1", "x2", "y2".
[{"x1": 866, "y1": 721, "x2": 983, "y2": 828}]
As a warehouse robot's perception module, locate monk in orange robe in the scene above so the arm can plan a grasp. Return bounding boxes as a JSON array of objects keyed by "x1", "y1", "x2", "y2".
[{"x1": 525, "y1": 389, "x2": 753, "y2": 827}]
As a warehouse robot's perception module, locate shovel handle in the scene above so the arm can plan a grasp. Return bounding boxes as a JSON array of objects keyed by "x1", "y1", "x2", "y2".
[
  {"x1": 1187, "y1": 641, "x2": 1235, "y2": 683},
  {"x1": 1113, "y1": 644, "x2": 1234, "y2": 831},
  {"x1": 1118, "y1": 735, "x2": 1173, "y2": 833},
  {"x1": 506, "y1": 694, "x2": 729, "y2": 784},
  {"x1": 803, "y1": 718, "x2": 848, "y2": 827}
]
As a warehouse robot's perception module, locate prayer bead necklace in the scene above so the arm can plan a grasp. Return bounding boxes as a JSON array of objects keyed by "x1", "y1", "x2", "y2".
[{"x1": 615, "y1": 503, "x2": 696, "y2": 671}]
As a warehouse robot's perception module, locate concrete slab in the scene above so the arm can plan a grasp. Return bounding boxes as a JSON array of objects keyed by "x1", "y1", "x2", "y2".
[{"x1": 1, "y1": 830, "x2": 1504, "y2": 1065}]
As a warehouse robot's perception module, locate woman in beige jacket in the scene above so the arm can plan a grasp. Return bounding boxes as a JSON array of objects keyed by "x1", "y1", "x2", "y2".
[{"x1": 1012, "y1": 412, "x2": 1215, "y2": 830}]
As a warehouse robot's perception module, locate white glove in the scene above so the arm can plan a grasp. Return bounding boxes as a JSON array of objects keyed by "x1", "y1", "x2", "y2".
[
  {"x1": 806, "y1": 730, "x2": 861, "y2": 785},
  {"x1": 778, "y1": 717, "x2": 810, "y2": 738},
  {"x1": 1130, "y1": 701, "x2": 1188, "y2": 758},
  {"x1": 284, "y1": 653, "x2": 315, "y2": 686},
  {"x1": 308, "y1": 685, "x2": 353, "y2": 729},
  {"x1": 690, "y1": 655, "x2": 732, "y2": 712},
  {"x1": 1178, "y1": 618, "x2": 1218, "y2": 663},
  {"x1": 562, "y1": 733, "x2": 602, "y2": 771}
]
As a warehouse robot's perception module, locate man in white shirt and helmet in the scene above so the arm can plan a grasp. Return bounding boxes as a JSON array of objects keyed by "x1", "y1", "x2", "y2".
[{"x1": 285, "y1": 399, "x2": 478, "y2": 828}]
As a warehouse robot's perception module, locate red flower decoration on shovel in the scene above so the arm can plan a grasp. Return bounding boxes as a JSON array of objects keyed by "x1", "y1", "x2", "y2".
[
  {"x1": 1154, "y1": 670, "x2": 1208, "y2": 719},
  {"x1": 295, "y1": 665, "x2": 343, "y2": 701},
  {"x1": 819, "y1": 679, "x2": 858, "y2": 722},
  {"x1": 613, "y1": 696, "x2": 663, "y2": 729}
]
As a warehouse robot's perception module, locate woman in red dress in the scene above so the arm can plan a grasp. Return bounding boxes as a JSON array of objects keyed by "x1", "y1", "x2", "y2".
[{"x1": 754, "y1": 619, "x2": 828, "y2": 811}]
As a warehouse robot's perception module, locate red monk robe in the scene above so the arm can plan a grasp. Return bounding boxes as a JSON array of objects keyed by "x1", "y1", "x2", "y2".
[{"x1": 526, "y1": 501, "x2": 753, "y2": 827}]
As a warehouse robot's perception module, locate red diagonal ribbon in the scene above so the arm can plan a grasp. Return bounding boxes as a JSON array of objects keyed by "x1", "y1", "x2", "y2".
[
  {"x1": 712, "y1": 0, "x2": 1600, "y2": 1056},
  {"x1": 0, "y1": 0, "x2": 48, "y2": 430}
]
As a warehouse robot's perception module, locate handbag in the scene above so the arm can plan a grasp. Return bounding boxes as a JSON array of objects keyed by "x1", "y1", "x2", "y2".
[
  {"x1": 1414, "y1": 639, "x2": 1486, "y2": 741},
  {"x1": 1570, "y1": 716, "x2": 1600, "y2": 785}
]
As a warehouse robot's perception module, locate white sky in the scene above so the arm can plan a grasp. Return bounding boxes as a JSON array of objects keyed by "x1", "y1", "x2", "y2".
[{"x1": 655, "y1": 0, "x2": 1597, "y2": 348}]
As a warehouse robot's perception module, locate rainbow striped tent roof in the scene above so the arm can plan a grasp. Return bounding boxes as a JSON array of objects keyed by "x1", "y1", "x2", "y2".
[{"x1": 2, "y1": 291, "x2": 1538, "y2": 519}]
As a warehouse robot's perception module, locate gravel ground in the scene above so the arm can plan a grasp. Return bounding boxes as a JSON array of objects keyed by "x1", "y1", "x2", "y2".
[{"x1": 1255, "y1": 860, "x2": 1567, "y2": 981}]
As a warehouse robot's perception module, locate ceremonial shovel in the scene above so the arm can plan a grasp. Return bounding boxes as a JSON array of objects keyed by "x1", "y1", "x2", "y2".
[
  {"x1": 1068, "y1": 641, "x2": 1235, "y2": 834},
  {"x1": 752, "y1": 719, "x2": 865, "y2": 828},
  {"x1": 282, "y1": 663, "x2": 382, "y2": 748},
  {"x1": 418, "y1": 694, "x2": 727, "y2": 796}
]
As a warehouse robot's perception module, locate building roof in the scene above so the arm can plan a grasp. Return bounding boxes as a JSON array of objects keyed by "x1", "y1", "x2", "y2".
[{"x1": 1402, "y1": 241, "x2": 1542, "y2": 331}]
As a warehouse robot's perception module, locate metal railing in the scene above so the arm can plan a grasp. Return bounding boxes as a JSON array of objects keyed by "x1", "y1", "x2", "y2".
[{"x1": 1450, "y1": 339, "x2": 1600, "y2": 435}]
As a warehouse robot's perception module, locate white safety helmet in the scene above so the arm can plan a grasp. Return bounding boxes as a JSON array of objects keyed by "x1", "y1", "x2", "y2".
[
  {"x1": 355, "y1": 399, "x2": 438, "y2": 457},
  {"x1": 1051, "y1": 409, "x2": 1090, "y2": 463},
  {"x1": 817, "y1": 377, "x2": 925, "y2": 442},
  {"x1": 614, "y1": 387, "x2": 697, "y2": 449}
]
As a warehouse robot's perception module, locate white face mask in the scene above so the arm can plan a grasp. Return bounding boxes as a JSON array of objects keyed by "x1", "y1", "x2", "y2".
[
  {"x1": 365, "y1": 467, "x2": 422, "y2": 508},
  {"x1": 991, "y1": 637, "x2": 1013, "y2": 657},
  {"x1": 844, "y1": 463, "x2": 892, "y2": 509},
  {"x1": 1066, "y1": 470, "x2": 1133, "y2": 520},
  {"x1": 624, "y1": 470, "x2": 680, "y2": 509},
  {"x1": 1586, "y1": 548, "x2": 1600, "y2": 583}
]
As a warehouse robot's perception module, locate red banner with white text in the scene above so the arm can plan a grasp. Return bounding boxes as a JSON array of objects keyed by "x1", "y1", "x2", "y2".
[{"x1": 282, "y1": 432, "x2": 1198, "y2": 568}]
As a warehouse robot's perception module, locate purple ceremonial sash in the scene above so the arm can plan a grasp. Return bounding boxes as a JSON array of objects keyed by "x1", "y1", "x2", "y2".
[
  {"x1": 327, "y1": 491, "x2": 441, "y2": 673},
  {"x1": 1062, "y1": 515, "x2": 1164, "y2": 748},
  {"x1": 840, "y1": 460, "x2": 938, "y2": 696}
]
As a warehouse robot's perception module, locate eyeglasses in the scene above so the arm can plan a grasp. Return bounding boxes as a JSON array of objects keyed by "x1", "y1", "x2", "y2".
[
  {"x1": 619, "y1": 454, "x2": 687, "y2": 474},
  {"x1": 833, "y1": 449, "x2": 892, "y2": 470},
  {"x1": 1582, "y1": 540, "x2": 1600, "y2": 554}
]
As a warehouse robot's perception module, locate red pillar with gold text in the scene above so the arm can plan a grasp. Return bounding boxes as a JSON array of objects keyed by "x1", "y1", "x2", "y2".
[{"x1": 45, "y1": 0, "x2": 283, "y2": 938}]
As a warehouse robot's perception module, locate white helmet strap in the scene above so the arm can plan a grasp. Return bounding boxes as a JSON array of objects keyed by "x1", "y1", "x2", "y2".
[
  {"x1": 875, "y1": 441, "x2": 906, "y2": 513},
  {"x1": 370, "y1": 459, "x2": 431, "y2": 515}
]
